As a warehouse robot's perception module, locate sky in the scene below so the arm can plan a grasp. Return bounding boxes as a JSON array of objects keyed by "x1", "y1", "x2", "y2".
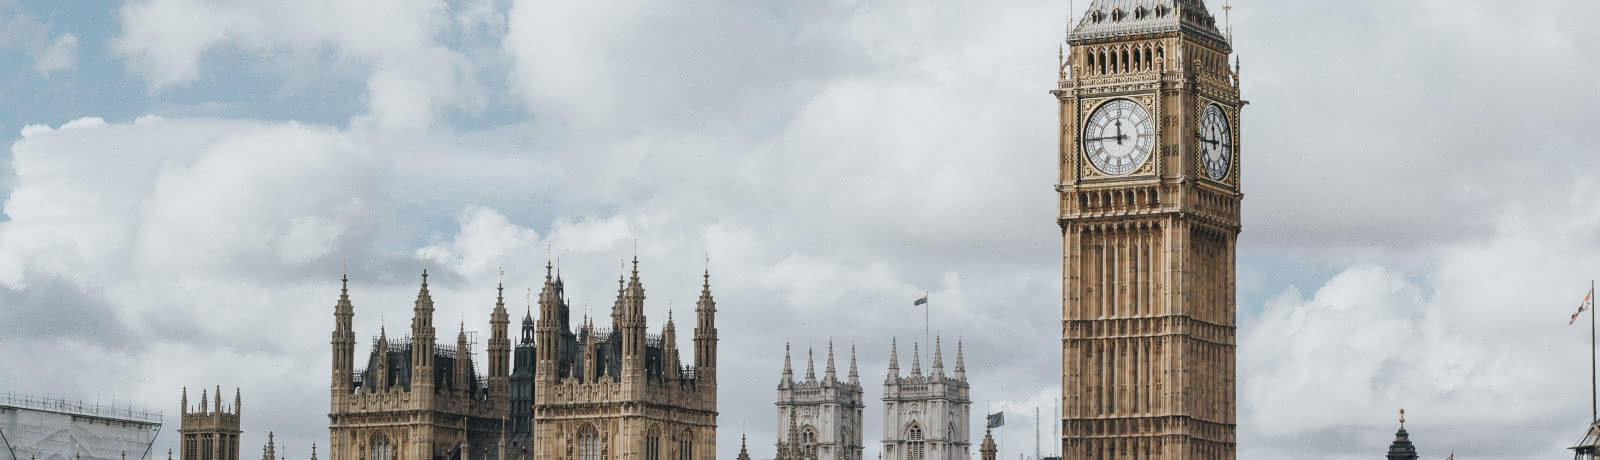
[{"x1": 0, "y1": 0, "x2": 1598, "y2": 459}]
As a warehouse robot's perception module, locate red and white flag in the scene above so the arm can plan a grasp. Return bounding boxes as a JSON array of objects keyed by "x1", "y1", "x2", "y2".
[{"x1": 1572, "y1": 288, "x2": 1595, "y2": 325}]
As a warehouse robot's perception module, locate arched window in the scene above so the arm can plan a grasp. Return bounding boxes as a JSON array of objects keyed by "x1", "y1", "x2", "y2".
[
  {"x1": 370, "y1": 433, "x2": 392, "y2": 460},
  {"x1": 577, "y1": 425, "x2": 602, "y2": 460},
  {"x1": 906, "y1": 424, "x2": 924, "y2": 460},
  {"x1": 800, "y1": 427, "x2": 817, "y2": 460},
  {"x1": 645, "y1": 425, "x2": 662, "y2": 460},
  {"x1": 677, "y1": 429, "x2": 694, "y2": 460}
]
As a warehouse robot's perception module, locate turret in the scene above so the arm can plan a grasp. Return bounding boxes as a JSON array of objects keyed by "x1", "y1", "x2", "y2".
[
  {"x1": 582, "y1": 317, "x2": 599, "y2": 382},
  {"x1": 980, "y1": 429, "x2": 997, "y2": 460},
  {"x1": 693, "y1": 267, "x2": 718, "y2": 382},
  {"x1": 955, "y1": 339, "x2": 966, "y2": 381},
  {"x1": 663, "y1": 310, "x2": 680, "y2": 381},
  {"x1": 535, "y1": 261, "x2": 560, "y2": 383},
  {"x1": 848, "y1": 343, "x2": 860, "y2": 386},
  {"x1": 910, "y1": 341, "x2": 922, "y2": 377},
  {"x1": 823, "y1": 341, "x2": 837, "y2": 385},
  {"x1": 886, "y1": 338, "x2": 900, "y2": 384},
  {"x1": 331, "y1": 274, "x2": 356, "y2": 403},
  {"x1": 804, "y1": 347, "x2": 817, "y2": 384},
  {"x1": 456, "y1": 321, "x2": 470, "y2": 395},
  {"x1": 234, "y1": 388, "x2": 241, "y2": 418},
  {"x1": 780, "y1": 343, "x2": 795, "y2": 388},
  {"x1": 410, "y1": 270, "x2": 438, "y2": 392},
  {"x1": 488, "y1": 280, "x2": 511, "y2": 398},
  {"x1": 619, "y1": 257, "x2": 647, "y2": 376},
  {"x1": 375, "y1": 323, "x2": 389, "y2": 391}
]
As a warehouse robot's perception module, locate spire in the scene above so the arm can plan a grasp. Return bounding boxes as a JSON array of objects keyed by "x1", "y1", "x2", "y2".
[
  {"x1": 932, "y1": 336, "x2": 945, "y2": 377},
  {"x1": 804, "y1": 347, "x2": 817, "y2": 383},
  {"x1": 848, "y1": 343, "x2": 860, "y2": 385},
  {"x1": 234, "y1": 388, "x2": 241, "y2": 416},
  {"x1": 736, "y1": 433, "x2": 751, "y2": 460},
  {"x1": 310, "y1": 444, "x2": 317, "y2": 460},
  {"x1": 181, "y1": 387, "x2": 187, "y2": 414},
  {"x1": 823, "y1": 340, "x2": 837, "y2": 384},
  {"x1": 199, "y1": 388, "x2": 207, "y2": 413},
  {"x1": 910, "y1": 341, "x2": 922, "y2": 376},
  {"x1": 886, "y1": 338, "x2": 900, "y2": 382},
  {"x1": 213, "y1": 385, "x2": 221, "y2": 412},
  {"x1": 955, "y1": 339, "x2": 966, "y2": 381},
  {"x1": 781, "y1": 343, "x2": 794, "y2": 387}
]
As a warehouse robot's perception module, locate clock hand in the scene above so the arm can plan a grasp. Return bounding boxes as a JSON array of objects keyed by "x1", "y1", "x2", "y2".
[
  {"x1": 1114, "y1": 121, "x2": 1124, "y2": 145},
  {"x1": 1200, "y1": 138, "x2": 1221, "y2": 146},
  {"x1": 1085, "y1": 136, "x2": 1124, "y2": 142}
]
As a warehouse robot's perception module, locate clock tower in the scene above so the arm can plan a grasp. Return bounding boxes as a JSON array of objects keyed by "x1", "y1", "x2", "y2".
[{"x1": 1052, "y1": 1, "x2": 1242, "y2": 459}]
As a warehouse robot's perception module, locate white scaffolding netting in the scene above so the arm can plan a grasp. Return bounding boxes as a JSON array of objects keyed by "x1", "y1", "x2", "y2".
[{"x1": 0, "y1": 395, "x2": 162, "y2": 460}]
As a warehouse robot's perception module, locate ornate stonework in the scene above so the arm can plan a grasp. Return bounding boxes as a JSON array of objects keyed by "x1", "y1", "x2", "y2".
[
  {"x1": 881, "y1": 338, "x2": 969, "y2": 460},
  {"x1": 529, "y1": 259, "x2": 718, "y2": 460},
  {"x1": 327, "y1": 272, "x2": 510, "y2": 460},
  {"x1": 326, "y1": 259, "x2": 719, "y2": 460},
  {"x1": 1054, "y1": 0, "x2": 1242, "y2": 458},
  {"x1": 774, "y1": 343, "x2": 864, "y2": 460},
  {"x1": 180, "y1": 386, "x2": 242, "y2": 460}
]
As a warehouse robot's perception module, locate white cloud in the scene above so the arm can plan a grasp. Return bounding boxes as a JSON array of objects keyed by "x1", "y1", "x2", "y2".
[
  {"x1": 5, "y1": 1, "x2": 1599, "y2": 460},
  {"x1": 112, "y1": 0, "x2": 484, "y2": 130},
  {"x1": 34, "y1": 33, "x2": 76, "y2": 76}
]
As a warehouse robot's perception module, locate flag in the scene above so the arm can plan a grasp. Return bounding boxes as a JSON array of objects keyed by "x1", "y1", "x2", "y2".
[
  {"x1": 914, "y1": 294, "x2": 929, "y2": 307},
  {"x1": 986, "y1": 412, "x2": 1005, "y2": 429},
  {"x1": 1571, "y1": 288, "x2": 1595, "y2": 325},
  {"x1": 1446, "y1": 451, "x2": 1453, "y2": 460}
]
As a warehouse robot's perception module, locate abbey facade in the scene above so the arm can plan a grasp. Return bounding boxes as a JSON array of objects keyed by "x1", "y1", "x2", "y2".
[{"x1": 326, "y1": 258, "x2": 718, "y2": 460}]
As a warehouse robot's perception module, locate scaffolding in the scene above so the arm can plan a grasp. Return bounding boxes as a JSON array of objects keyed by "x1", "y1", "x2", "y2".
[{"x1": 0, "y1": 393, "x2": 162, "y2": 460}]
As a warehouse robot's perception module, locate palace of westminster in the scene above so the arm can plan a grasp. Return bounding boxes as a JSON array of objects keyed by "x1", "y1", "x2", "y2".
[{"x1": 170, "y1": 1, "x2": 1272, "y2": 459}]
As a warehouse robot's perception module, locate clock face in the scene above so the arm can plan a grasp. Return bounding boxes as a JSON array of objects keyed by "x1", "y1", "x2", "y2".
[
  {"x1": 1199, "y1": 103, "x2": 1233, "y2": 181},
  {"x1": 1082, "y1": 99, "x2": 1155, "y2": 175}
]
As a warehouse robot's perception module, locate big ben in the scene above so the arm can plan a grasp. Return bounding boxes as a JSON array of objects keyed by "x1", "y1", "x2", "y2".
[{"x1": 1053, "y1": 1, "x2": 1241, "y2": 459}]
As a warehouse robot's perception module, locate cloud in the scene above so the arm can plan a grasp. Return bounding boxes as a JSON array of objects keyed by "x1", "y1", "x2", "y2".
[
  {"x1": 1240, "y1": 182, "x2": 1600, "y2": 459},
  {"x1": 0, "y1": 4, "x2": 78, "y2": 77},
  {"x1": 3, "y1": 1, "x2": 1597, "y2": 460},
  {"x1": 111, "y1": 0, "x2": 487, "y2": 129}
]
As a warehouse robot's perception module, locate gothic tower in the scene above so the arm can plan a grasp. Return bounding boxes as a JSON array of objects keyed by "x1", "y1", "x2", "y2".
[
  {"x1": 775, "y1": 342, "x2": 864, "y2": 460},
  {"x1": 881, "y1": 338, "x2": 969, "y2": 460},
  {"x1": 179, "y1": 387, "x2": 241, "y2": 460},
  {"x1": 1053, "y1": 1, "x2": 1243, "y2": 458}
]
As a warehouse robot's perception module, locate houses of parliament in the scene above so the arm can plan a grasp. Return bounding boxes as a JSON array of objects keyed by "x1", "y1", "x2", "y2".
[
  {"x1": 169, "y1": 1, "x2": 1253, "y2": 460},
  {"x1": 322, "y1": 258, "x2": 719, "y2": 460}
]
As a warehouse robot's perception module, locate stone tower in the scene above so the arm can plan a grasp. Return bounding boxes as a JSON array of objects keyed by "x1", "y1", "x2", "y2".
[
  {"x1": 1053, "y1": 0, "x2": 1243, "y2": 458},
  {"x1": 881, "y1": 338, "x2": 970, "y2": 460},
  {"x1": 179, "y1": 387, "x2": 241, "y2": 460},
  {"x1": 529, "y1": 258, "x2": 719, "y2": 460},
  {"x1": 326, "y1": 271, "x2": 510, "y2": 460},
  {"x1": 775, "y1": 342, "x2": 864, "y2": 460}
]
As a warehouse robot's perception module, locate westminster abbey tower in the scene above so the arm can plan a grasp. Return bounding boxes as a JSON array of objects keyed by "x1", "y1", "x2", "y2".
[{"x1": 1054, "y1": 0, "x2": 1243, "y2": 458}]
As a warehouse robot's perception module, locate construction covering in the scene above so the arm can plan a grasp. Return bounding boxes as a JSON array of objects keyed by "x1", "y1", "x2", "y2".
[{"x1": 0, "y1": 394, "x2": 162, "y2": 460}]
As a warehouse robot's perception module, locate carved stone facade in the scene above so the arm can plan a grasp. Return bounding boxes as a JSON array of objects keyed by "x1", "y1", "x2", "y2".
[
  {"x1": 1053, "y1": 1, "x2": 1242, "y2": 458},
  {"x1": 180, "y1": 387, "x2": 242, "y2": 460},
  {"x1": 530, "y1": 258, "x2": 718, "y2": 460},
  {"x1": 775, "y1": 343, "x2": 864, "y2": 460},
  {"x1": 881, "y1": 338, "x2": 969, "y2": 460},
  {"x1": 327, "y1": 272, "x2": 511, "y2": 460}
]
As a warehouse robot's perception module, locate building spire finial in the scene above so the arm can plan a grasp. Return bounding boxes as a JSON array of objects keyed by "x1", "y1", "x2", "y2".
[{"x1": 1399, "y1": 408, "x2": 1405, "y2": 427}]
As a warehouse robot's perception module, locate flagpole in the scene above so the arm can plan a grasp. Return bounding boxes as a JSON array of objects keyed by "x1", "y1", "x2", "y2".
[{"x1": 1592, "y1": 279, "x2": 1596, "y2": 422}]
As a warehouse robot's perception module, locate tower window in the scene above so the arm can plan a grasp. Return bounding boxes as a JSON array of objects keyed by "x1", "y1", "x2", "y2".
[
  {"x1": 370, "y1": 433, "x2": 391, "y2": 460},
  {"x1": 646, "y1": 426, "x2": 661, "y2": 460},
  {"x1": 906, "y1": 425, "x2": 924, "y2": 460},
  {"x1": 578, "y1": 425, "x2": 602, "y2": 460},
  {"x1": 801, "y1": 427, "x2": 817, "y2": 460}
]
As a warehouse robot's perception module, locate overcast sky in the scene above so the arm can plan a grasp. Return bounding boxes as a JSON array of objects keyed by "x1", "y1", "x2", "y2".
[{"x1": 1, "y1": 0, "x2": 1598, "y2": 459}]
